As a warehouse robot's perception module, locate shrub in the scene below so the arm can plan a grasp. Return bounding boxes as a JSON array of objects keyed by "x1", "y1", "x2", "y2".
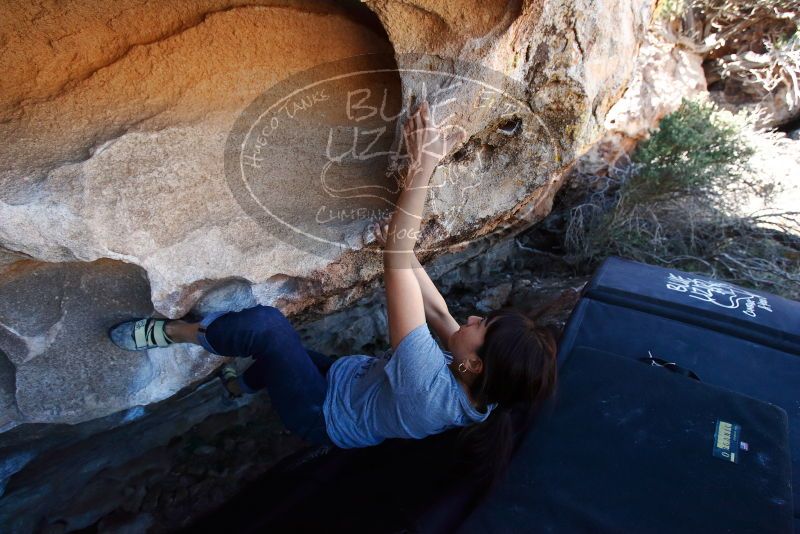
[
  {"x1": 626, "y1": 98, "x2": 756, "y2": 208},
  {"x1": 560, "y1": 98, "x2": 800, "y2": 299}
]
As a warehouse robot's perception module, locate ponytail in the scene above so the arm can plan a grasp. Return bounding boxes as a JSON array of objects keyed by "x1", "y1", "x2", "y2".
[
  {"x1": 453, "y1": 406, "x2": 516, "y2": 490},
  {"x1": 451, "y1": 307, "x2": 559, "y2": 492}
]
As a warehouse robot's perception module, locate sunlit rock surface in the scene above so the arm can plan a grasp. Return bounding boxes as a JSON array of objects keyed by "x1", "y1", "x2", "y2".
[{"x1": 575, "y1": 28, "x2": 707, "y2": 172}]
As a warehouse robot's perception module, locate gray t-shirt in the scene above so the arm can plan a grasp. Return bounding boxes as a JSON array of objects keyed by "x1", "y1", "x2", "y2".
[{"x1": 323, "y1": 323, "x2": 496, "y2": 448}]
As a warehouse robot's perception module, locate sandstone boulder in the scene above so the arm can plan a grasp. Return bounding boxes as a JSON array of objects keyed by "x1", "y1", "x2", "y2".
[
  {"x1": 0, "y1": 259, "x2": 224, "y2": 427},
  {"x1": 575, "y1": 28, "x2": 707, "y2": 173}
]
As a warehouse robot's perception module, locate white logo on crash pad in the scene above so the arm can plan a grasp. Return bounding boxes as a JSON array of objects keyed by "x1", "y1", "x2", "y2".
[{"x1": 665, "y1": 273, "x2": 773, "y2": 318}]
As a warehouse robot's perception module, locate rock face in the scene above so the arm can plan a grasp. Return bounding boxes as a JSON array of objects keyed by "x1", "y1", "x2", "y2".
[
  {"x1": 604, "y1": 29, "x2": 706, "y2": 142},
  {"x1": 0, "y1": 0, "x2": 655, "y2": 427},
  {"x1": 575, "y1": 28, "x2": 707, "y2": 173},
  {"x1": 0, "y1": 260, "x2": 224, "y2": 427},
  {"x1": 0, "y1": 0, "x2": 397, "y2": 318}
]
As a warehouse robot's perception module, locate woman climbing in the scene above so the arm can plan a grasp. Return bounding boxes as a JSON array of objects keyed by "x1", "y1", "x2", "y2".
[{"x1": 109, "y1": 100, "x2": 558, "y2": 482}]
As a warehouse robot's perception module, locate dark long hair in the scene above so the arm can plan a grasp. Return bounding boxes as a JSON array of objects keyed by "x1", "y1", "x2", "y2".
[{"x1": 453, "y1": 306, "x2": 559, "y2": 490}]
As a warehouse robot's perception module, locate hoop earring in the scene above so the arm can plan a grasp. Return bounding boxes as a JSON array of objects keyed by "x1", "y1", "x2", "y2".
[{"x1": 458, "y1": 362, "x2": 468, "y2": 373}]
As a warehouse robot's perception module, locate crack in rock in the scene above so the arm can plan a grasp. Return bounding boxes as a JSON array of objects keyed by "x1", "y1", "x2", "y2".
[{"x1": 0, "y1": 309, "x2": 66, "y2": 365}]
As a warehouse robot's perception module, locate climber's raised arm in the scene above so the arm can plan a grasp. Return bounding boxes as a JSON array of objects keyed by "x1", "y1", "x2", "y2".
[
  {"x1": 374, "y1": 220, "x2": 460, "y2": 351},
  {"x1": 410, "y1": 253, "x2": 460, "y2": 351},
  {"x1": 383, "y1": 101, "x2": 463, "y2": 350}
]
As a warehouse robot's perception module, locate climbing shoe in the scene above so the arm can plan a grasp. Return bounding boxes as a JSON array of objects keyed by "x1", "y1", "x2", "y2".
[
  {"x1": 109, "y1": 318, "x2": 175, "y2": 351},
  {"x1": 217, "y1": 365, "x2": 244, "y2": 399}
]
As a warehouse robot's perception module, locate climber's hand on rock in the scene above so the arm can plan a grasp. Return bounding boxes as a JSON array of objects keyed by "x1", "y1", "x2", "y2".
[
  {"x1": 403, "y1": 100, "x2": 466, "y2": 182},
  {"x1": 373, "y1": 220, "x2": 390, "y2": 247}
]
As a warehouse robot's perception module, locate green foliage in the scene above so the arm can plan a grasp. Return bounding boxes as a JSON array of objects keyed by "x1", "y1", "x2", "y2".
[
  {"x1": 626, "y1": 99, "x2": 756, "y2": 208},
  {"x1": 655, "y1": 0, "x2": 688, "y2": 22},
  {"x1": 560, "y1": 98, "x2": 800, "y2": 299}
]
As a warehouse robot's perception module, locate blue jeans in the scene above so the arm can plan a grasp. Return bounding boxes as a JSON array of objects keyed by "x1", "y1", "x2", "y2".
[{"x1": 197, "y1": 305, "x2": 336, "y2": 447}]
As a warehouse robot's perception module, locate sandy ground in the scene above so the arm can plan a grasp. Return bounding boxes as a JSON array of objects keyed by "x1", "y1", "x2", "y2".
[{"x1": 740, "y1": 133, "x2": 800, "y2": 234}]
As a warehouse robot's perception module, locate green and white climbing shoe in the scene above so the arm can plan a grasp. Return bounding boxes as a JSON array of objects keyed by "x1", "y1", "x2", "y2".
[
  {"x1": 217, "y1": 365, "x2": 243, "y2": 399},
  {"x1": 108, "y1": 318, "x2": 175, "y2": 351}
]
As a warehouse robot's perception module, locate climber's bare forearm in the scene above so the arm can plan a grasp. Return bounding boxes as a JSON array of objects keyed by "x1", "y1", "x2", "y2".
[
  {"x1": 383, "y1": 165, "x2": 434, "y2": 270},
  {"x1": 411, "y1": 253, "x2": 459, "y2": 350},
  {"x1": 383, "y1": 163, "x2": 435, "y2": 348}
]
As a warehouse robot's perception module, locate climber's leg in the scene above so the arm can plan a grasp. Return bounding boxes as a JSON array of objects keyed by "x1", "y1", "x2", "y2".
[
  {"x1": 198, "y1": 305, "x2": 334, "y2": 446},
  {"x1": 163, "y1": 319, "x2": 202, "y2": 344}
]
